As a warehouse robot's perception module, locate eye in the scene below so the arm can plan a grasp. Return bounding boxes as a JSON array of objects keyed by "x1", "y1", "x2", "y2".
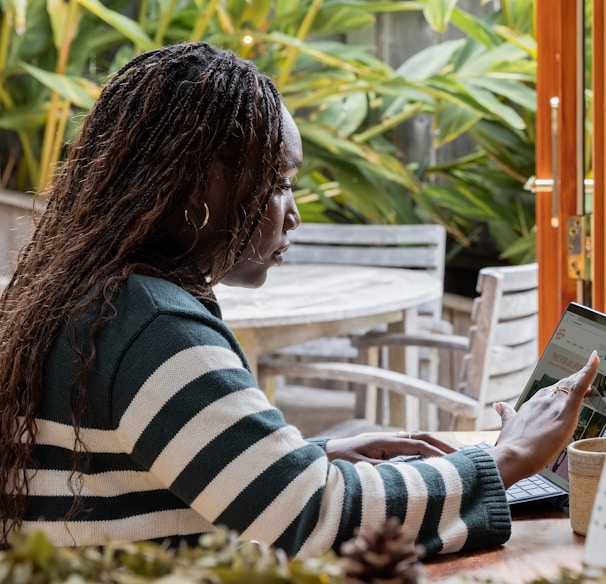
[{"x1": 277, "y1": 177, "x2": 293, "y2": 193}]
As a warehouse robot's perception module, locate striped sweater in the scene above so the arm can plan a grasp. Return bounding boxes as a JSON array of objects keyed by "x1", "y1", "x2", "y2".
[{"x1": 22, "y1": 274, "x2": 511, "y2": 558}]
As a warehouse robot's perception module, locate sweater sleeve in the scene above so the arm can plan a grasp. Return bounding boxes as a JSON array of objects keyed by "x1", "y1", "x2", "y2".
[{"x1": 111, "y1": 310, "x2": 511, "y2": 559}]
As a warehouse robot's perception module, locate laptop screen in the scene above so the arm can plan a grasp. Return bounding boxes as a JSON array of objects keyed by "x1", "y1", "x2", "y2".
[{"x1": 514, "y1": 302, "x2": 606, "y2": 489}]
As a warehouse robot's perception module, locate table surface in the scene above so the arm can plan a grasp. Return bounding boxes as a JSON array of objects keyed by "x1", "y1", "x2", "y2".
[
  {"x1": 422, "y1": 432, "x2": 587, "y2": 584},
  {"x1": 215, "y1": 264, "x2": 441, "y2": 406},
  {"x1": 425, "y1": 504, "x2": 584, "y2": 584},
  {"x1": 215, "y1": 263, "x2": 441, "y2": 329}
]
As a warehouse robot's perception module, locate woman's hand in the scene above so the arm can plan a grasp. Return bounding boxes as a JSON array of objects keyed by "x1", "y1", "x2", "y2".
[
  {"x1": 324, "y1": 431, "x2": 456, "y2": 464},
  {"x1": 490, "y1": 350, "x2": 600, "y2": 489}
]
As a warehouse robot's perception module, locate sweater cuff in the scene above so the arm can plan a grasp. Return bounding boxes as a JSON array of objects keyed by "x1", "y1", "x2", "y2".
[{"x1": 455, "y1": 447, "x2": 512, "y2": 552}]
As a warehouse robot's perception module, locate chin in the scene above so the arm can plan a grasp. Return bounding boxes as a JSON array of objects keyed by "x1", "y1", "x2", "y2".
[{"x1": 222, "y1": 267, "x2": 269, "y2": 288}]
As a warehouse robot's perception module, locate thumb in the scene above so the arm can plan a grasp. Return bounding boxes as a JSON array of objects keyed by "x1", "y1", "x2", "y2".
[{"x1": 494, "y1": 401, "x2": 516, "y2": 426}]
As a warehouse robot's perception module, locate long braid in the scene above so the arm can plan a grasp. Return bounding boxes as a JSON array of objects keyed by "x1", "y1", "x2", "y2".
[{"x1": 0, "y1": 42, "x2": 285, "y2": 545}]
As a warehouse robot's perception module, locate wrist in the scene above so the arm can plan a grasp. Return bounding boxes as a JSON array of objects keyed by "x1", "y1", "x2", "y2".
[{"x1": 489, "y1": 444, "x2": 523, "y2": 489}]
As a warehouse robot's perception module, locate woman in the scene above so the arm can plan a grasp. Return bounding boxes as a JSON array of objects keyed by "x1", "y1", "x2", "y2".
[{"x1": 0, "y1": 42, "x2": 598, "y2": 558}]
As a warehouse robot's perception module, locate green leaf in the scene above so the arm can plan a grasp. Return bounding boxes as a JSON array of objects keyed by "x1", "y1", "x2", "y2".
[
  {"x1": 434, "y1": 103, "x2": 481, "y2": 145},
  {"x1": 497, "y1": 229, "x2": 536, "y2": 263},
  {"x1": 19, "y1": 62, "x2": 97, "y2": 109},
  {"x1": 75, "y1": 0, "x2": 155, "y2": 51},
  {"x1": 395, "y1": 39, "x2": 463, "y2": 80},
  {"x1": 299, "y1": 121, "x2": 421, "y2": 192},
  {"x1": 422, "y1": 0, "x2": 457, "y2": 33},
  {"x1": 46, "y1": 0, "x2": 74, "y2": 51},
  {"x1": 313, "y1": 92, "x2": 368, "y2": 138},
  {"x1": 449, "y1": 5, "x2": 500, "y2": 48},
  {"x1": 467, "y1": 77, "x2": 536, "y2": 111},
  {"x1": 430, "y1": 77, "x2": 527, "y2": 130},
  {"x1": 260, "y1": 32, "x2": 388, "y2": 81},
  {"x1": 0, "y1": 103, "x2": 48, "y2": 131},
  {"x1": 456, "y1": 42, "x2": 528, "y2": 75},
  {"x1": 421, "y1": 183, "x2": 506, "y2": 220},
  {"x1": 493, "y1": 24, "x2": 537, "y2": 58}
]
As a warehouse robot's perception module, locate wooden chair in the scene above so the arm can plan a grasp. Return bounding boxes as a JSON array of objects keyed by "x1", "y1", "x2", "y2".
[
  {"x1": 356, "y1": 262, "x2": 539, "y2": 431},
  {"x1": 261, "y1": 263, "x2": 539, "y2": 436},
  {"x1": 284, "y1": 222, "x2": 448, "y2": 333},
  {"x1": 267, "y1": 222, "x2": 449, "y2": 435}
]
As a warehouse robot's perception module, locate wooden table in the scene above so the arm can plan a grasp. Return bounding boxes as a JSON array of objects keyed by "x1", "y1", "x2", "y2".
[
  {"x1": 215, "y1": 263, "x2": 441, "y2": 422},
  {"x1": 425, "y1": 505, "x2": 584, "y2": 583},
  {"x1": 424, "y1": 432, "x2": 586, "y2": 583}
]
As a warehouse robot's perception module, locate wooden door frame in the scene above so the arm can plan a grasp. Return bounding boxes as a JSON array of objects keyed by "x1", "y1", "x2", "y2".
[
  {"x1": 535, "y1": 0, "x2": 583, "y2": 349},
  {"x1": 593, "y1": 0, "x2": 606, "y2": 312}
]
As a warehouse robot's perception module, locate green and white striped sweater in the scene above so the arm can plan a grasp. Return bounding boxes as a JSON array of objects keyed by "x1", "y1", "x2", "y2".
[{"x1": 22, "y1": 274, "x2": 511, "y2": 558}]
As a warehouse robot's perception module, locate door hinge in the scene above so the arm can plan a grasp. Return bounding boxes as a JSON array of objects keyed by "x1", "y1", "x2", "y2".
[{"x1": 567, "y1": 215, "x2": 592, "y2": 280}]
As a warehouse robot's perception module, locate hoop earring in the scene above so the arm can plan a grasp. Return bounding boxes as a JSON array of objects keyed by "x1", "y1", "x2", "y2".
[{"x1": 184, "y1": 202, "x2": 210, "y2": 230}]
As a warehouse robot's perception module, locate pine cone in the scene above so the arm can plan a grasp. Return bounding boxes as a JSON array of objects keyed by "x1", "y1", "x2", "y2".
[{"x1": 340, "y1": 517, "x2": 423, "y2": 584}]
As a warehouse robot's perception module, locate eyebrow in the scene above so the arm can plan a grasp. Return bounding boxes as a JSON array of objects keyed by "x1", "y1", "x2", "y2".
[{"x1": 285, "y1": 156, "x2": 303, "y2": 171}]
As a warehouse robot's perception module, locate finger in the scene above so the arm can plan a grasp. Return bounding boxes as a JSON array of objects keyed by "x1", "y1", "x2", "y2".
[
  {"x1": 559, "y1": 350, "x2": 599, "y2": 402},
  {"x1": 494, "y1": 401, "x2": 516, "y2": 426},
  {"x1": 395, "y1": 431, "x2": 457, "y2": 454},
  {"x1": 416, "y1": 434, "x2": 457, "y2": 454}
]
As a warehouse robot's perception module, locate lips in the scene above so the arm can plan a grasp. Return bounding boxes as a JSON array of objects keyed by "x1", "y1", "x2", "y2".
[{"x1": 273, "y1": 243, "x2": 290, "y2": 266}]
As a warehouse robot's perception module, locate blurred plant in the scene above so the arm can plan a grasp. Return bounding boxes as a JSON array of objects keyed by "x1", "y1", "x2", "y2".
[
  {"x1": 347, "y1": 0, "x2": 538, "y2": 264},
  {"x1": 0, "y1": 0, "x2": 537, "y2": 263},
  {"x1": 0, "y1": 527, "x2": 345, "y2": 583}
]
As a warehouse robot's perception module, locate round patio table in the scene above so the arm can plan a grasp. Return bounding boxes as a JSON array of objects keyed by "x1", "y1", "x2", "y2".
[{"x1": 215, "y1": 262, "x2": 442, "y2": 426}]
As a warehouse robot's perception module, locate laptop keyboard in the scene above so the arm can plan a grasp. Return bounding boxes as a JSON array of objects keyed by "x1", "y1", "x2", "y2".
[{"x1": 505, "y1": 474, "x2": 565, "y2": 502}]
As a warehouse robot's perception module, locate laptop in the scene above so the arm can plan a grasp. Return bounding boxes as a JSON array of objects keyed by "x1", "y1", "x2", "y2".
[{"x1": 392, "y1": 302, "x2": 606, "y2": 506}]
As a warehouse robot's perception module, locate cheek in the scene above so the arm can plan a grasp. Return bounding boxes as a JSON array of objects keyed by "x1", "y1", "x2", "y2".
[{"x1": 262, "y1": 197, "x2": 286, "y2": 232}]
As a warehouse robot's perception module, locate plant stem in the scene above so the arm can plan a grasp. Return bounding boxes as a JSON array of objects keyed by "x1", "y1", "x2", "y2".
[
  {"x1": 138, "y1": 0, "x2": 149, "y2": 34},
  {"x1": 48, "y1": 99, "x2": 71, "y2": 184},
  {"x1": 38, "y1": 0, "x2": 81, "y2": 191},
  {"x1": 189, "y1": 0, "x2": 221, "y2": 42},
  {"x1": 154, "y1": 0, "x2": 179, "y2": 45},
  {"x1": 0, "y1": 7, "x2": 12, "y2": 73},
  {"x1": 277, "y1": 0, "x2": 323, "y2": 88}
]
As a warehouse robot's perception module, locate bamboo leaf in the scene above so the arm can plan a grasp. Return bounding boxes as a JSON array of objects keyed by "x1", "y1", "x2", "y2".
[
  {"x1": 0, "y1": 103, "x2": 48, "y2": 131},
  {"x1": 395, "y1": 39, "x2": 462, "y2": 80},
  {"x1": 262, "y1": 32, "x2": 389, "y2": 81},
  {"x1": 434, "y1": 103, "x2": 480, "y2": 145},
  {"x1": 46, "y1": 0, "x2": 72, "y2": 50},
  {"x1": 75, "y1": 0, "x2": 154, "y2": 51},
  {"x1": 19, "y1": 62, "x2": 97, "y2": 109},
  {"x1": 239, "y1": 0, "x2": 274, "y2": 28},
  {"x1": 299, "y1": 122, "x2": 422, "y2": 192},
  {"x1": 467, "y1": 77, "x2": 536, "y2": 111},
  {"x1": 313, "y1": 92, "x2": 368, "y2": 138},
  {"x1": 493, "y1": 24, "x2": 537, "y2": 58},
  {"x1": 456, "y1": 42, "x2": 528, "y2": 75},
  {"x1": 449, "y1": 5, "x2": 500, "y2": 48},
  {"x1": 422, "y1": 0, "x2": 458, "y2": 33},
  {"x1": 461, "y1": 82, "x2": 526, "y2": 128},
  {"x1": 422, "y1": 183, "x2": 503, "y2": 220},
  {"x1": 427, "y1": 76, "x2": 527, "y2": 130}
]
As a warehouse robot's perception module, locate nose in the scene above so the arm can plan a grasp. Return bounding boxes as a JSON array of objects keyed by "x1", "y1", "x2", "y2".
[{"x1": 285, "y1": 192, "x2": 301, "y2": 231}]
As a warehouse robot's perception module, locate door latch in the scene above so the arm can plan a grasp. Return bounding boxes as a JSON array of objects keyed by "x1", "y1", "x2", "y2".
[{"x1": 567, "y1": 215, "x2": 591, "y2": 280}]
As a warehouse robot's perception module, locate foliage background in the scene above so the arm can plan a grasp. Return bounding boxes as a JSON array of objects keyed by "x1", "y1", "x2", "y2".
[{"x1": 0, "y1": 0, "x2": 537, "y2": 273}]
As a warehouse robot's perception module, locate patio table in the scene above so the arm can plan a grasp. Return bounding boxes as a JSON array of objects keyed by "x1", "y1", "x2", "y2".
[{"x1": 215, "y1": 262, "x2": 442, "y2": 425}]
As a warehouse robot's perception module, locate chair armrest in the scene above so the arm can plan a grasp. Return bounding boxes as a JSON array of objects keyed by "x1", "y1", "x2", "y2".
[
  {"x1": 259, "y1": 359, "x2": 480, "y2": 421},
  {"x1": 351, "y1": 331, "x2": 470, "y2": 353}
]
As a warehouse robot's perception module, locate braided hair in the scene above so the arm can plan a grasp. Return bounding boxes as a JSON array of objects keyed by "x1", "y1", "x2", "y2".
[{"x1": 0, "y1": 42, "x2": 285, "y2": 545}]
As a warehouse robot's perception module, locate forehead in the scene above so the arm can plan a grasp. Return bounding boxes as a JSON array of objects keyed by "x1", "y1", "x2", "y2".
[{"x1": 280, "y1": 105, "x2": 303, "y2": 172}]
